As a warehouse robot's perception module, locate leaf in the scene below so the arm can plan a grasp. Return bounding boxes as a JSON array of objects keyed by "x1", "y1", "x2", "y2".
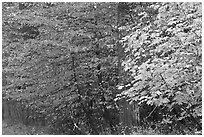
[
  {"x1": 118, "y1": 85, "x2": 124, "y2": 90},
  {"x1": 162, "y1": 118, "x2": 172, "y2": 124},
  {"x1": 162, "y1": 97, "x2": 170, "y2": 104},
  {"x1": 147, "y1": 100, "x2": 153, "y2": 105}
]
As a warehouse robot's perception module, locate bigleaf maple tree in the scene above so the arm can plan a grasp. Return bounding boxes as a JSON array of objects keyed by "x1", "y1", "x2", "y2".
[{"x1": 119, "y1": 2, "x2": 202, "y2": 133}]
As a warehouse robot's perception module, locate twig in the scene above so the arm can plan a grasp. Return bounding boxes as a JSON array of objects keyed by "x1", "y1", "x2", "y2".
[
  {"x1": 145, "y1": 105, "x2": 157, "y2": 120},
  {"x1": 159, "y1": 73, "x2": 169, "y2": 90}
]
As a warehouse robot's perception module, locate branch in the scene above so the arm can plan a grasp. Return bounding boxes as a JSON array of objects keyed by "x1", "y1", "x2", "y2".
[
  {"x1": 159, "y1": 73, "x2": 170, "y2": 90},
  {"x1": 145, "y1": 105, "x2": 157, "y2": 120}
]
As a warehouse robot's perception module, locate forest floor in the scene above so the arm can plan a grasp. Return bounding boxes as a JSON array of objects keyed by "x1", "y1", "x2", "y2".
[
  {"x1": 2, "y1": 119, "x2": 201, "y2": 135},
  {"x1": 2, "y1": 120, "x2": 50, "y2": 135}
]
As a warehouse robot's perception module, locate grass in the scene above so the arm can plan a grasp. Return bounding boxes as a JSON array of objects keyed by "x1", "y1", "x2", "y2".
[
  {"x1": 2, "y1": 119, "x2": 50, "y2": 135},
  {"x1": 2, "y1": 119, "x2": 201, "y2": 135}
]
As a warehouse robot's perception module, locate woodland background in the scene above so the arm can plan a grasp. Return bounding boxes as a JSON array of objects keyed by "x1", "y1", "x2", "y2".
[{"x1": 2, "y1": 2, "x2": 202, "y2": 135}]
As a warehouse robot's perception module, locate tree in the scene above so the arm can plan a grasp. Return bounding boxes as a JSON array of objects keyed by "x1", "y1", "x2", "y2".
[
  {"x1": 3, "y1": 2, "x2": 201, "y2": 135},
  {"x1": 119, "y1": 2, "x2": 202, "y2": 133},
  {"x1": 2, "y1": 2, "x2": 121, "y2": 134}
]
